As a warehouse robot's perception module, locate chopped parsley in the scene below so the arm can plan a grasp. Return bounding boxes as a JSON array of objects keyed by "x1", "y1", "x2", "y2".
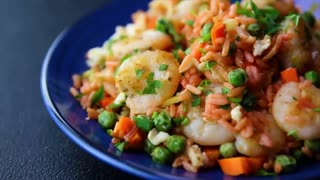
[
  {"x1": 120, "y1": 54, "x2": 132, "y2": 63},
  {"x1": 185, "y1": 20, "x2": 194, "y2": 26},
  {"x1": 141, "y1": 72, "x2": 163, "y2": 95},
  {"x1": 204, "y1": 61, "x2": 217, "y2": 70},
  {"x1": 221, "y1": 87, "x2": 230, "y2": 95},
  {"x1": 133, "y1": 49, "x2": 139, "y2": 54},
  {"x1": 199, "y1": 48, "x2": 206, "y2": 55},
  {"x1": 292, "y1": 96, "x2": 297, "y2": 101},
  {"x1": 185, "y1": 47, "x2": 191, "y2": 55},
  {"x1": 287, "y1": 130, "x2": 299, "y2": 140},
  {"x1": 219, "y1": 104, "x2": 231, "y2": 110},
  {"x1": 114, "y1": 141, "x2": 127, "y2": 152},
  {"x1": 181, "y1": 117, "x2": 190, "y2": 126},
  {"x1": 135, "y1": 69, "x2": 145, "y2": 79},
  {"x1": 159, "y1": 64, "x2": 169, "y2": 71},
  {"x1": 74, "y1": 93, "x2": 84, "y2": 99},
  {"x1": 156, "y1": 18, "x2": 182, "y2": 43},
  {"x1": 200, "y1": 23, "x2": 213, "y2": 42},
  {"x1": 285, "y1": 14, "x2": 301, "y2": 26},
  {"x1": 191, "y1": 94, "x2": 201, "y2": 107},
  {"x1": 91, "y1": 85, "x2": 104, "y2": 105},
  {"x1": 313, "y1": 108, "x2": 320, "y2": 112},
  {"x1": 227, "y1": 97, "x2": 242, "y2": 104},
  {"x1": 172, "y1": 49, "x2": 181, "y2": 62},
  {"x1": 236, "y1": 0, "x2": 281, "y2": 35},
  {"x1": 198, "y1": 80, "x2": 212, "y2": 91}
]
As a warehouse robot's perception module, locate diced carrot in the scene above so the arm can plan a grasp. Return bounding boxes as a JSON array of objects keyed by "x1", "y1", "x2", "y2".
[
  {"x1": 127, "y1": 129, "x2": 145, "y2": 149},
  {"x1": 191, "y1": 42, "x2": 206, "y2": 61},
  {"x1": 203, "y1": 147, "x2": 220, "y2": 162},
  {"x1": 281, "y1": 67, "x2": 299, "y2": 83},
  {"x1": 170, "y1": 0, "x2": 180, "y2": 4},
  {"x1": 147, "y1": 15, "x2": 158, "y2": 29},
  {"x1": 203, "y1": 147, "x2": 220, "y2": 167},
  {"x1": 247, "y1": 157, "x2": 264, "y2": 174},
  {"x1": 218, "y1": 157, "x2": 250, "y2": 176},
  {"x1": 113, "y1": 117, "x2": 135, "y2": 138},
  {"x1": 211, "y1": 22, "x2": 226, "y2": 44},
  {"x1": 100, "y1": 96, "x2": 113, "y2": 108}
]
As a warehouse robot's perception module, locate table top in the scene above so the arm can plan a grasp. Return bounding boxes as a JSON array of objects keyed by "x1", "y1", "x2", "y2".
[{"x1": 0, "y1": 0, "x2": 140, "y2": 179}]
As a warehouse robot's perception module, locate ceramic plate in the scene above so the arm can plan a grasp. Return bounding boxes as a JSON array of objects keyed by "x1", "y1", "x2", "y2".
[{"x1": 41, "y1": 0, "x2": 320, "y2": 179}]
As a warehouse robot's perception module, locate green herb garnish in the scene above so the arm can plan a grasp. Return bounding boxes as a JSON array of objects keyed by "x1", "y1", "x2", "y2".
[
  {"x1": 287, "y1": 130, "x2": 299, "y2": 140},
  {"x1": 198, "y1": 80, "x2": 212, "y2": 91},
  {"x1": 159, "y1": 64, "x2": 169, "y2": 71},
  {"x1": 313, "y1": 108, "x2": 320, "y2": 112},
  {"x1": 204, "y1": 61, "x2": 217, "y2": 70},
  {"x1": 221, "y1": 87, "x2": 230, "y2": 95},
  {"x1": 220, "y1": 104, "x2": 231, "y2": 110},
  {"x1": 156, "y1": 18, "x2": 182, "y2": 43},
  {"x1": 120, "y1": 54, "x2": 132, "y2": 63},
  {"x1": 200, "y1": 23, "x2": 213, "y2": 42},
  {"x1": 135, "y1": 69, "x2": 145, "y2": 80},
  {"x1": 227, "y1": 97, "x2": 242, "y2": 104},
  {"x1": 91, "y1": 85, "x2": 104, "y2": 105},
  {"x1": 285, "y1": 14, "x2": 301, "y2": 26},
  {"x1": 237, "y1": 1, "x2": 281, "y2": 35},
  {"x1": 181, "y1": 117, "x2": 190, "y2": 126},
  {"x1": 191, "y1": 94, "x2": 201, "y2": 107},
  {"x1": 114, "y1": 141, "x2": 127, "y2": 152},
  {"x1": 185, "y1": 47, "x2": 191, "y2": 55},
  {"x1": 74, "y1": 93, "x2": 84, "y2": 99},
  {"x1": 185, "y1": 20, "x2": 194, "y2": 26},
  {"x1": 141, "y1": 72, "x2": 163, "y2": 94}
]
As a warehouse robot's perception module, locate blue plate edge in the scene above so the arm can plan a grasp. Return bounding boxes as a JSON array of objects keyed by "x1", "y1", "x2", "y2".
[
  {"x1": 39, "y1": 1, "x2": 320, "y2": 180},
  {"x1": 40, "y1": 28, "x2": 165, "y2": 180}
]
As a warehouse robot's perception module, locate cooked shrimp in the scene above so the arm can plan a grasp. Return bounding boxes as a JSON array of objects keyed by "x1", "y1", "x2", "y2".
[
  {"x1": 272, "y1": 82, "x2": 320, "y2": 140},
  {"x1": 235, "y1": 112, "x2": 286, "y2": 157},
  {"x1": 173, "y1": 0, "x2": 203, "y2": 19},
  {"x1": 115, "y1": 50, "x2": 181, "y2": 115},
  {"x1": 277, "y1": 18, "x2": 314, "y2": 73},
  {"x1": 182, "y1": 107, "x2": 235, "y2": 146},
  {"x1": 110, "y1": 29, "x2": 173, "y2": 57}
]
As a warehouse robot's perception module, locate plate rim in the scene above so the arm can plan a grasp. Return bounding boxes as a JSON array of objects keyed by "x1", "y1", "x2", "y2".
[
  {"x1": 40, "y1": 28, "x2": 164, "y2": 180},
  {"x1": 40, "y1": 1, "x2": 320, "y2": 180}
]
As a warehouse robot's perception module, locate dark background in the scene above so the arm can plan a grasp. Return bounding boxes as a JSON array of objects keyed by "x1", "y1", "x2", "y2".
[{"x1": 0, "y1": 0, "x2": 140, "y2": 179}]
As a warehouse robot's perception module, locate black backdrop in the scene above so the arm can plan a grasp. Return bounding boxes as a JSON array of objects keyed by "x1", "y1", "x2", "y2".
[{"x1": 0, "y1": 0, "x2": 139, "y2": 179}]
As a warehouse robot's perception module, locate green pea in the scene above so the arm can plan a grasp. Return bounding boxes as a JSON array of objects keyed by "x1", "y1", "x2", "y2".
[
  {"x1": 144, "y1": 139, "x2": 156, "y2": 154},
  {"x1": 275, "y1": 155, "x2": 297, "y2": 173},
  {"x1": 302, "y1": 11, "x2": 316, "y2": 27},
  {"x1": 247, "y1": 23, "x2": 260, "y2": 36},
  {"x1": 134, "y1": 115, "x2": 154, "y2": 132},
  {"x1": 228, "y1": 68, "x2": 248, "y2": 87},
  {"x1": 153, "y1": 111, "x2": 172, "y2": 132},
  {"x1": 219, "y1": 142, "x2": 237, "y2": 158},
  {"x1": 304, "y1": 139, "x2": 320, "y2": 152},
  {"x1": 165, "y1": 135, "x2": 186, "y2": 154},
  {"x1": 151, "y1": 146, "x2": 173, "y2": 164},
  {"x1": 98, "y1": 111, "x2": 117, "y2": 129},
  {"x1": 304, "y1": 71, "x2": 320, "y2": 87}
]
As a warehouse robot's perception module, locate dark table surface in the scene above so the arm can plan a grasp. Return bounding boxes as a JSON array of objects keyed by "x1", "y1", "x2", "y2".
[{"x1": 0, "y1": 0, "x2": 140, "y2": 179}]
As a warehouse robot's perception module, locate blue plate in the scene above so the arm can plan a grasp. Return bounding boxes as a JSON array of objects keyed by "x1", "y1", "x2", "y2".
[{"x1": 41, "y1": 0, "x2": 320, "y2": 179}]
